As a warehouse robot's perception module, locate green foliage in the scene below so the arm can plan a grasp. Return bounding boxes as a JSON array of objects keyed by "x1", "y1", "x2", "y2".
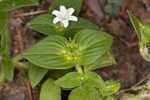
[
  {"x1": 73, "y1": 29, "x2": 113, "y2": 66},
  {"x1": 26, "y1": 14, "x2": 65, "y2": 36},
  {"x1": 0, "y1": 0, "x2": 39, "y2": 82},
  {"x1": 55, "y1": 72, "x2": 83, "y2": 89},
  {"x1": 1, "y1": 29, "x2": 14, "y2": 81},
  {"x1": 104, "y1": 4, "x2": 120, "y2": 16},
  {"x1": 26, "y1": 14, "x2": 99, "y2": 36},
  {"x1": 22, "y1": 35, "x2": 75, "y2": 69},
  {"x1": 0, "y1": 11, "x2": 8, "y2": 36},
  {"x1": 69, "y1": 86, "x2": 103, "y2": 100},
  {"x1": 49, "y1": 0, "x2": 83, "y2": 16},
  {"x1": 0, "y1": 0, "x2": 120, "y2": 99},
  {"x1": 104, "y1": 96, "x2": 117, "y2": 100},
  {"x1": 128, "y1": 13, "x2": 150, "y2": 61},
  {"x1": 1, "y1": 57, "x2": 14, "y2": 81},
  {"x1": 104, "y1": 0, "x2": 126, "y2": 15},
  {"x1": 22, "y1": 29, "x2": 113, "y2": 70},
  {"x1": 0, "y1": 72, "x2": 5, "y2": 87},
  {"x1": 99, "y1": 80, "x2": 120, "y2": 96},
  {"x1": 40, "y1": 78, "x2": 61, "y2": 100},
  {"x1": 28, "y1": 63, "x2": 48, "y2": 88},
  {"x1": 82, "y1": 72, "x2": 106, "y2": 89},
  {"x1": 55, "y1": 72, "x2": 106, "y2": 89},
  {"x1": 0, "y1": 0, "x2": 39, "y2": 12},
  {"x1": 85, "y1": 50, "x2": 116, "y2": 72},
  {"x1": 48, "y1": 69, "x2": 74, "y2": 80}
]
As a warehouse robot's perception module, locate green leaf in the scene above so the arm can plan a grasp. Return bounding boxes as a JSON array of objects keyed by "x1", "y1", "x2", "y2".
[
  {"x1": 0, "y1": 11, "x2": 8, "y2": 36},
  {"x1": 40, "y1": 78, "x2": 61, "y2": 100},
  {"x1": 85, "y1": 50, "x2": 116, "y2": 72},
  {"x1": 49, "y1": 0, "x2": 83, "y2": 16},
  {"x1": 105, "y1": 96, "x2": 117, "y2": 100},
  {"x1": 26, "y1": 14, "x2": 65, "y2": 35},
  {"x1": 55, "y1": 72, "x2": 83, "y2": 89},
  {"x1": 1, "y1": 57, "x2": 14, "y2": 81},
  {"x1": 74, "y1": 29, "x2": 113, "y2": 66},
  {"x1": 99, "y1": 80, "x2": 120, "y2": 96},
  {"x1": 28, "y1": 63, "x2": 48, "y2": 88},
  {"x1": 22, "y1": 35, "x2": 74, "y2": 69},
  {"x1": 1, "y1": 29, "x2": 14, "y2": 81},
  {"x1": 128, "y1": 12, "x2": 150, "y2": 61},
  {"x1": 26, "y1": 14, "x2": 99, "y2": 36},
  {"x1": 83, "y1": 72, "x2": 106, "y2": 89},
  {"x1": 65, "y1": 18, "x2": 100, "y2": 38},
  {"x1": 48, "y1": 69, "x2": 73, "y2": 80},
  {"x1": 0, "y1": 0, "x2": 39, "y2": 12},
  {"x1": 23, "y1": 29, "x2": 112, "y2": 70},
  {"x1": 69, "y1": 87, "x2": 103, "y2": 100},
  {"x1": 55, "y1": 72, "x2": 106, "y2": 90},
  {"x1": 104, "y1": 4, "x2": 120, "y2": 15},
  {"x1": 0, "y1": 72, "x2": 5, "y2": 87},
  {"x1": 128, "y1": 13, "x2": 141, "y2": 41}
]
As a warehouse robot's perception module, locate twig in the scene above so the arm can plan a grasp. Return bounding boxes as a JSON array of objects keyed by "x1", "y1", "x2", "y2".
[
  {"x1": 15, "y1": 10, "x2": 48, "y2": 17},
  {"x1": 26, "y1": 80, "x2": 33, "y2": 100},
  {"x1": 17, "y1": 28, "x2": 24, "y2": 51},
  {"x1": 15, "y1": 9, "x2": 33, "y2": 100},
  {"x1": 116, "y1": 74, "x2": 150, "y2": 95},
  {"x1": 130, "y1": 31, "x2": 137, "y2": 41},
  {"x1": 127, "y1": 42, "x2": 138, "y2": 47},
  {"x1": 133, "y1": 74, "x2": 150, "y2": 88}
]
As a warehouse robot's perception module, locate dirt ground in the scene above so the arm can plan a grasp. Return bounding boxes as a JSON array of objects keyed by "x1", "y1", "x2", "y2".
[{"x1": 1, "y1": 0, "x2": 150, "y2": 100}]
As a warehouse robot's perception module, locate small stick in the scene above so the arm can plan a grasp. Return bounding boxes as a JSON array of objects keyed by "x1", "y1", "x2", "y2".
[
  {"x1": 127, "y1": 42, "x2": 138, "y2": 48},
  {"x1": 15, "y1": 10, "x2": 48, "y2": 17},
  {"x1": 116, "y1": 74, "x2": 150, "y2": 95},
  {"x1": 15, "y1": 9, "x2": 33, "y2": 100},
  {"x1": 17, "y1": 28, "x2": 24, "y2": 51},
  {"x1": 26, "y1": 80, "x2": 33, "y2": 100}
]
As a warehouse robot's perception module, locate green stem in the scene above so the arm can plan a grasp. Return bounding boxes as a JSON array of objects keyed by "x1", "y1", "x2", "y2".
[
  {"x1": 13, "y1": 62, "x2": 28, "y2": 69},
  {"x1": 12, "y1": 54, "x2": 22, "y2": 63},
  {"x1": 0, "y1": 54, "x2": 28, "y2": 69},
  {"x1": 0, "y1": 72, "x2": 5, "y2": 86},
  {"x1": 76, "y1": 64, "x2": 83, "y2": 74},
  {"x1": 12, "y1": 55, "x2": 28, "y2": 69}
]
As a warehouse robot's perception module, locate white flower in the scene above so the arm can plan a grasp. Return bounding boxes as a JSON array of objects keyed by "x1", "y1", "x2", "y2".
[{"x1": 52, "y1": 5, "x2": 78, "y2": 28}]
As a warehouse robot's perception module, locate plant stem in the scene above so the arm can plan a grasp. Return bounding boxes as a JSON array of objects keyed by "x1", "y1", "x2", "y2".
[
  {"x1": 0, "y1": 55, "x2": 28, "y2": 69},
  {"x1": 13, "y1": 61, "x2": 28, "y2": 69},
  {"x1": 12, "y1": 54, "x2": 28, "y2": 69},
  {"x1": 76, "y1": 64, "x2": 83, "y2": 74},
  {"x1": 0, "y1": 72, "x2": 5, "y2": 87},
  {"x1": 12, "y1": 54, "x2": 22, "y2": 62}
]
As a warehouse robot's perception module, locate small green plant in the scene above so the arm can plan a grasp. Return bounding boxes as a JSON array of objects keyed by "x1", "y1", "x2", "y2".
[
  {"x1": 0, "y1": 0, "x2": 120, "y2": 100},
  {"x1": 104, "y1": 0, "x2": 126, "y2": 15},
  {"x1": 122, "y1": 12, "x2": 150, "y2": 100},
  {"x1": 129, "y1": 12, "x2": 150, "y2": 62}
]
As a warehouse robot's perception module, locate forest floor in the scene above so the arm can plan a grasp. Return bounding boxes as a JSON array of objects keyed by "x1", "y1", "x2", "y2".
[{"x1": 1, "y1": 0, "x2": 150, "y2": 100}]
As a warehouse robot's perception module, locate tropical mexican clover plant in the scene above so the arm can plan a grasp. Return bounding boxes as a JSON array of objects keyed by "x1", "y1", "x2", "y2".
[{"x1": 0, "y1": 0, "x2": 120, "y2": 100}]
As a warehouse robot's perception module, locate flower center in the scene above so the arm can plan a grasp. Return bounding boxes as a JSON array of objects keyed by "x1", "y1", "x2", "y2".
[
  {"x1": 60, "y1": 13, "x2": 69, "y2": 21},
  {"x1": 61, "y1": 41, "x2": 83, "y2": 63}
]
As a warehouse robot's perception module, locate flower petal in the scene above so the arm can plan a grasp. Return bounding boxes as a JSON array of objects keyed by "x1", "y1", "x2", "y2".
[
  {"x1": 62, "y1": 20, "x2": 69, "y2": 28},
  {"x1": 68, "y1": 8, "x2": 75, "y2": 15},
  {"x1": 69, "y1": 16, "x2": 78, "y2": 21},
  {"x1": 53, "y1": 17, "x2": 60, "y2": 24},
  {"x1": 60, "y1": 5, "x2": 67, "y2": 14},
  {"x1": 52, "y1": 10, "x2": 60, "y2": 16}
]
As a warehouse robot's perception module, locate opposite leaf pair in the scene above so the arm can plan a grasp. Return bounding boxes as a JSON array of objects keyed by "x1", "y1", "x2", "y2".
[{"x1": 22, "y1": 29, "x2": 113, "y2": 70}]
